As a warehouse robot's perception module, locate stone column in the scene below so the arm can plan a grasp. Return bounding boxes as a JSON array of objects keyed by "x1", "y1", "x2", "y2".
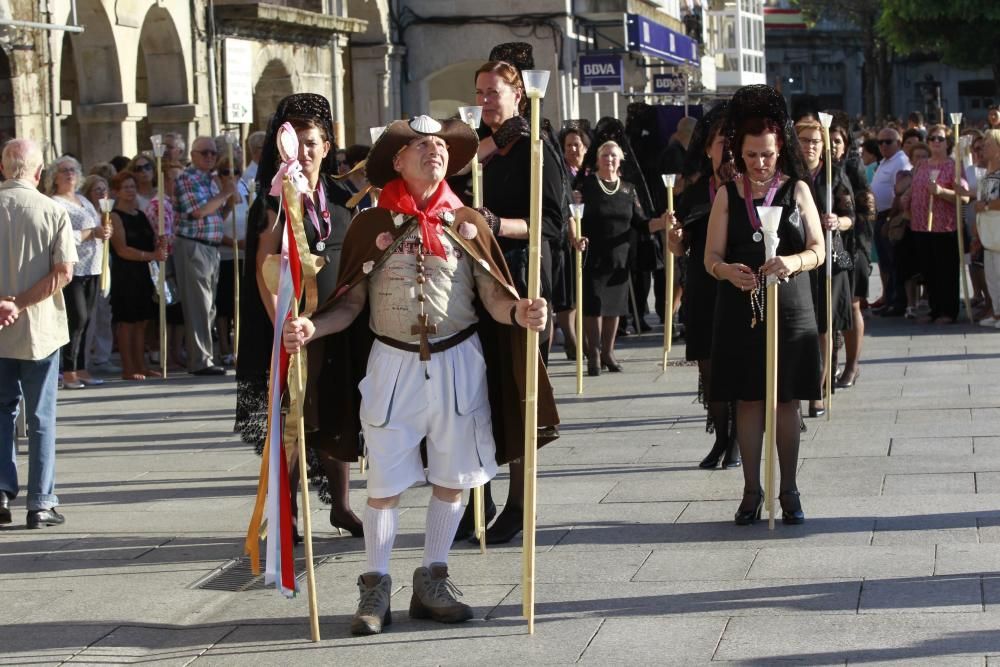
[{"x1": 75, "y1": 102, "x2": 148, "y2": 164}]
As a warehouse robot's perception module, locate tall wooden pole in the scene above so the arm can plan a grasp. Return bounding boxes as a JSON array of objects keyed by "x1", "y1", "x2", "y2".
[
  {"x1": 818, "y1": 113, "x2": 833, "y2": 421},
  {"x1": 521, "y1": 69, "x2": 549, "y2": 635},
  {"x1": 757, "y1": 205, "x2": 784, "y2": 530},
  {"x1": 151, "y1": 134, "x2": 168, "y2": 379},
  {"x1": 661, "y1": 174, "x2": 676, "y2": 371},
  {"x1": 98, "y1": 196, "x2": 114, "y2": 296},
  {"x1": 765, "y1": 280, "x2": 779, "y2": 529},
  {"x1": 570, "y1": 203, "x2": 585, "y2": 395},
  {"x1": 460, "y1": 104, "x2": 488, "y2": 555},
  {"x1": 951, "y1": 113, "x2": 974, "y2": 322},
  {"x1": 226, "y1": 132, "x2": 241, "y2": 363}
]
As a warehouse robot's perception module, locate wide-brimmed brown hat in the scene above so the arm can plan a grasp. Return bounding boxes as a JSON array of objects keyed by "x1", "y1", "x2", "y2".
[{"x1": 364, "y1": 115, "x2": 478, "y2": 189}]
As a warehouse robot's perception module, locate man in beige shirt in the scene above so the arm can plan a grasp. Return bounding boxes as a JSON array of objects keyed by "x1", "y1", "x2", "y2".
[{"x1": 0, "y1": 138, "x2": 77, "y2": 528}]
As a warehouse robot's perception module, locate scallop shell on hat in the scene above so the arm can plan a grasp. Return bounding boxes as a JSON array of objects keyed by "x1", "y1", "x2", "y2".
[{"x1": 410, "y1": 115, "x2": 443, "y2": 134}]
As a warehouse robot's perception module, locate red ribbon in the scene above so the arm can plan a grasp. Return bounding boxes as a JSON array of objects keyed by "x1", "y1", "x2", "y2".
[{"x1": 378, "y1": 178, "x2": 465, "y2": 259}]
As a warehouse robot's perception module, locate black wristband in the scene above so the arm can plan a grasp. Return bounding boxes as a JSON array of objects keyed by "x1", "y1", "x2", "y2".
[{"x1": 509, "y1": 303, "x2": 522, "y2": 328}]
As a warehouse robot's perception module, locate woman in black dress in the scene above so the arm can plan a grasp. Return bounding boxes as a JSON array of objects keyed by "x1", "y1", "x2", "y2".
[
  {"x1": 832, "y1": 124, "x2": 875, "y2": 388},
  {"x1": 704, "y1": 85, "x2": 825, "y2": 525},
  {"x1": 578, "y1": 140, "x2": 649, "y2": 374},
  {"x1": 461, "y1": 54, "x2": 566, "y2": 545},
  {"x1": 796, "y1": 118, "x2": 855, "y2": 418},
  {"x1": 661, "y1": 102, "x2": 740, "y2": 469},
  {"x1": 108, "y1": 170, "x2": 167, "y2": 381},
  {"x1": 236, "y1": 93, "x2": 362, "y2": 538}
]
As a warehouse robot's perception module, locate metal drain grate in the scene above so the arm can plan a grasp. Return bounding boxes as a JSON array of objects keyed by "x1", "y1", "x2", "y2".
[{"x1": 194, "y1": 556, "x2": 325, "y2": 592}]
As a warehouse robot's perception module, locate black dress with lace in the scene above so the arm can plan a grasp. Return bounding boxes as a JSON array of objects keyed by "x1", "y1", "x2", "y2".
[{"x1": 234, "y1": 176, "x2": 354, "y2": 503}]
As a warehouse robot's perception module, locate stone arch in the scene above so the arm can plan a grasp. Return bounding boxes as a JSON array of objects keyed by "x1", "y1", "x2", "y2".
[
  {"x1": 426, "y1": 60, "x2": 482, "y2": 119},
  {"x1": 253, "y1": 58, "x2": 294, "y2": 132},
  {"x1": 136, "y1": 5, "x2": 189, "y2": 151},
  {"x1": 0, "y1": 48, "x2": 13, "y2": 144},
  {"x1": 55, "y1": 0, "x2": 122, "y2": 162},
  {"x1": 351, "y1": 0, "x2": 390, "y2": 43}
]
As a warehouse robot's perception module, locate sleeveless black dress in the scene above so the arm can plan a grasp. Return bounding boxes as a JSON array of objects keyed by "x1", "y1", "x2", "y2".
[
  {"x1": 110, "y1": 208, "x2": 157, "y2": 324},
  {"x1": 710, "y1": 179, "x2": 821, "y2": 402}
]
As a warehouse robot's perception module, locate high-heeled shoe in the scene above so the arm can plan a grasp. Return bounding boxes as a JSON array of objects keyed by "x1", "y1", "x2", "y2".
[
  {"x1": 835, "y1": 367, "x2": 860, "y2": 389},
  {"x1": 779, "y1": 490, "x2": 805, "y2": 524},
  {"x1": 453, "y1": 497, "x2": 497, "y2": 542},
  {"x1": 564, "y1": 342, "x2": 577, "y2": 361},
  {"x1": 808, "y1": 402, "x2": 826, "y2": 418},
  {"x1": 699, "y1": 439, "x2": 729, "y2": 469},
  {"x1": 600, "y1": 356, "x2": 623, "y2": 372},
  {"x1": 734, "y1": 489, "x2": 764, "y2": 526},
  {"x1": 721, "y1": 440, "x2": 741, "y2": 468},
  {"x1": 587, "y1": 360, "x2": 601, "y2": 377},
  {"x1": 330, "y1": 508, "x2": 364, "y2": 537},
  {"x1": 479, "y1": 505, "x2": 523, "y2": 544}
]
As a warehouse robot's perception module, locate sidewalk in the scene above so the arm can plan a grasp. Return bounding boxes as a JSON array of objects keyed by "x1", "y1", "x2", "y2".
[{"x1": 4, "y1": 309, "x2": 1000, "y2": 665}]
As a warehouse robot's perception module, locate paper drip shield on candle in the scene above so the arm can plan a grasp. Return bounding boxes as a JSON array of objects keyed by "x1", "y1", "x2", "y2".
[
  {"x1": 569, "y1": 203, "x2": 584, "y2": 220},
  {"x1": 757, "y1": 206, "x2": 783, "y2": 285}
]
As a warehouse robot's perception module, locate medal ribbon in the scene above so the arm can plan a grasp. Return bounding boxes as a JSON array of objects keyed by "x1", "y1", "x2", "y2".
[
  {"x1": 741, "y1": 171, "x2": 782, "y2": 235},
  {"x1": 302, "y1": 181, "x2": 330, "y2": 245}
]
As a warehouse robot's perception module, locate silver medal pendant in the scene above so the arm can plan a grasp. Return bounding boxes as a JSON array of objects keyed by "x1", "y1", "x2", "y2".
[
  {"x1": 752, "y1": 231, "x2": 763, "y2": 243},
  {"x1": 315, "y1": 240, "x2": 326, "y2": 252}
]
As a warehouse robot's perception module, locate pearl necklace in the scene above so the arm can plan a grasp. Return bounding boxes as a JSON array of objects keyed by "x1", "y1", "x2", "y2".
[
  {"x1": 748, "y1": 173, "x2": 777, "y2": 188},
  {"x1": 597, "y1": 177, "x2": 620, "y2": 196}
]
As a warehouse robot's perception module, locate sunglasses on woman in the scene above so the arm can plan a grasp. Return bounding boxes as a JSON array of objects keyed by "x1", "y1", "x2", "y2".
[{"x1": 927, "y1": 136, "x2": 947, "y2": 143}]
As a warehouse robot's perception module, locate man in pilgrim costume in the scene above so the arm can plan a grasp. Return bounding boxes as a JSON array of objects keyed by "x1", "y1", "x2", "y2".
[{"x1": 283, "y1": 115, "x2": 558, "y2": 635}]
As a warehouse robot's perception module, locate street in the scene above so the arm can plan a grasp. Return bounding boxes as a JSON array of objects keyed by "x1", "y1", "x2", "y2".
[{"x1": 5, "y1": 312, "x2": 1000, "y2": 665}]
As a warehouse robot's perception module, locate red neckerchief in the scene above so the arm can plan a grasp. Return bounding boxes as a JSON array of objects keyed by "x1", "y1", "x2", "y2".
[{"x1": 378, "y1": 178, "x2": 464, "y2": 259}]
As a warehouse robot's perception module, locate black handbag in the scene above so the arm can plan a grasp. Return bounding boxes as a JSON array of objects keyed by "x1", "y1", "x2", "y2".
[{"x1": 831, "y1": 231, "x2": 854, "y2": 273}]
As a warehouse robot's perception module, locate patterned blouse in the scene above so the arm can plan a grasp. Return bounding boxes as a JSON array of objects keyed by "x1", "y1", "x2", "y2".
[
  {"x1": 54, "y1": 194, "x2": 103, "y2": 276},
  {"x1": 909, "y1": 159, "x2": 968, "y2": 233}
]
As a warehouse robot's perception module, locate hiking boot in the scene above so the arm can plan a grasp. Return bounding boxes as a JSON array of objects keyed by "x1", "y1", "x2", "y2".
[
  {"x1": 409, "y1": 563, "x2": 473, "y2": 623},
  {"x1": 350, "y1": 572, "x2": 392, "y2": 635}
]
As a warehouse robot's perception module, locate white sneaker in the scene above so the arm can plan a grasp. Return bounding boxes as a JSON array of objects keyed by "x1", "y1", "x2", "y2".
[{"x1": 979, "y1": 317, "x2": 997, "y2": 327}]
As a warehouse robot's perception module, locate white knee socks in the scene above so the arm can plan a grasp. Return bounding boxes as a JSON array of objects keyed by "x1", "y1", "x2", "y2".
[
  {"x1": 363, "y1": 505, "x2": 398, "y2": 575},
  {"x1": 423, "y1": 496, "x2": 464, "y2": 567}
]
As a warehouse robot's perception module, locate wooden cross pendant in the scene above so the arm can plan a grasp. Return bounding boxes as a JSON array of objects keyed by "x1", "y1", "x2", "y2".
[{"x1": 411, "y1": 312, "x2": 438, "y2": 361}]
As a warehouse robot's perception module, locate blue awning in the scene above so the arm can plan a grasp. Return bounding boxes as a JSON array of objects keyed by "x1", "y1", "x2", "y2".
[{"x1": 626, "y1": 13, "x2": 699, "y2": 66}]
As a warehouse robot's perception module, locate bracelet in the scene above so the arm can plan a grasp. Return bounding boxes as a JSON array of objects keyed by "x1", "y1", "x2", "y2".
[
  {"x1": 805, "y1": 248, "x2": 819, "y2": 269},
  {"x1": 477, "y1": 207, "x2": 502, "y2": 237},
  {"x1": 709, "y1": 261, "x2": 724, "y2": 280},
  {"x1": 797, "y1": 255, "x2": 804, "y2": 273},
  {"x1": 509, "y1": 303, "x2": 522, "y2": 329}
]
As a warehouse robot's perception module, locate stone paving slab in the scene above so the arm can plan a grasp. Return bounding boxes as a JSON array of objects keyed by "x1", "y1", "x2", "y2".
[{"x1": 5, "y1": 294, "x2": 1000, "y2": 663}]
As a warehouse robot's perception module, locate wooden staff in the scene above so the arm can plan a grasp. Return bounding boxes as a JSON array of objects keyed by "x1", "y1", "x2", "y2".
[
  {"x1": 765, "y1": 274, "x2": 779, "y2": 529},
  {"x1": 570, "y1": 203, "x2": 585, "y2": 394},
  {"x1": 151, "y1": 134, "x2": 168, "y2": 379},
  {"x1": 98, "y1": 196, "x2": 114, "y2": 296},
  {"x1": 951, "y1": 113, "x2": 974, "y2": 322},
  {"x1": 521, "y1": 68, "x2": 550, "y2": 635},
  {"x1": 927, "y1": 169, "x2": 940, "y2": 232},
  {"x1": 661, "y1": 174, "x2": 677, "y2": 371},
  {"x1": 277, "y1": 135, "x2": 322, "y2": 641},
  {"x1": 226, "y1": 132, "x2": 241, "y2": 363},
  {"x1": 818, "y1": 112, "x2": 833, "y2": 421},
  {"x1": 459, "y1": 104, "x2": 488, "y2": 555},
  {"x1": 757, "y1": 205, "x2": 783, "y2": 530}
]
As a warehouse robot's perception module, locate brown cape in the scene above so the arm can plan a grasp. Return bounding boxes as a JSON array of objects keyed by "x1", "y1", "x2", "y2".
[{"x1": 305, "y1": 205, "x2": 559, "y2": 465}]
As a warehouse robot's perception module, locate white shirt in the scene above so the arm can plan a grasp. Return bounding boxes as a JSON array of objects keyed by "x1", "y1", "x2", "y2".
[
  {"x1": 871, "y1": 149, "x2": 912, "y2": 213},
  {"x1": 54, "y1": 194, "x2": 103, "y2": 277}
]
